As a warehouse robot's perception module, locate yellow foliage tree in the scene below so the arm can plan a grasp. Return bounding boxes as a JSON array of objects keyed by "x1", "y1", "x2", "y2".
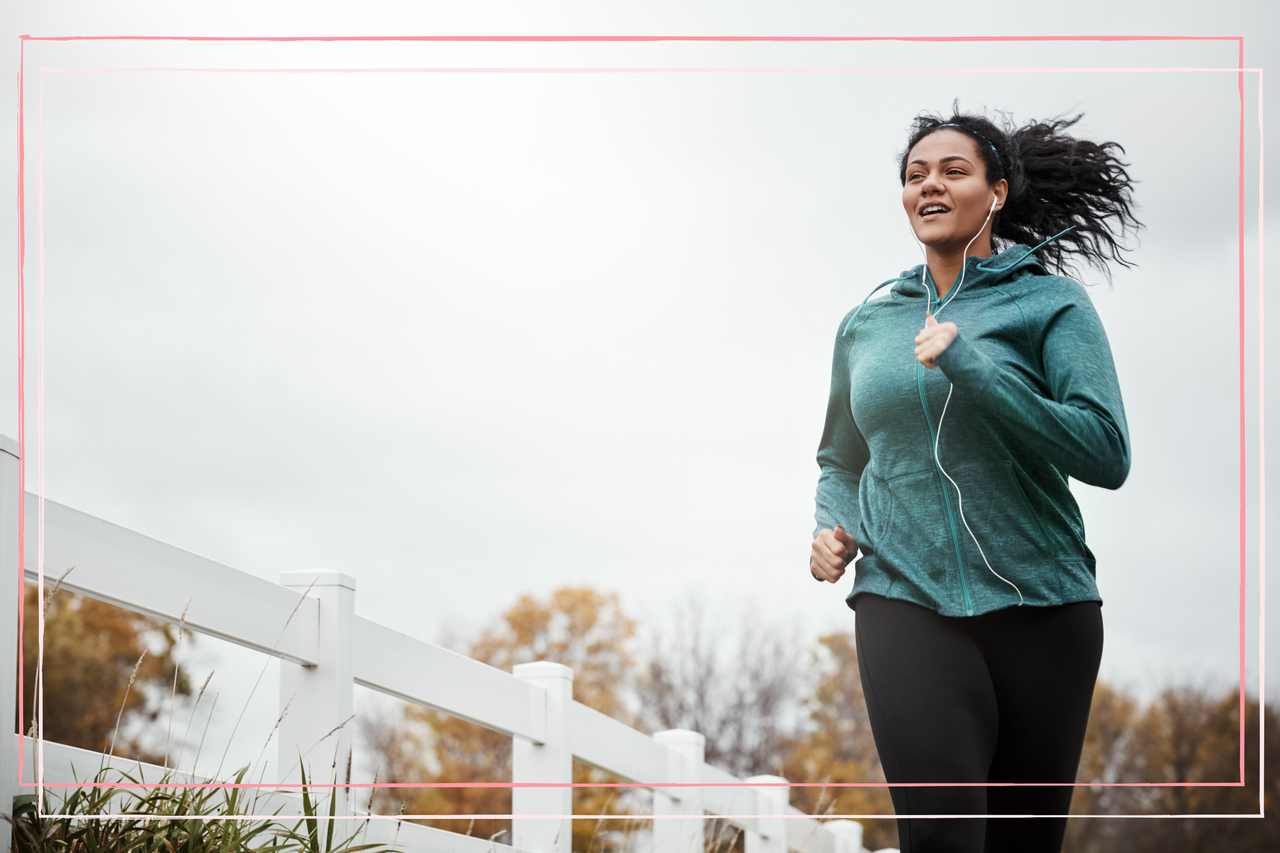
[
  {"x1": 364, "y1": 587, "x2": 638, "y2": 852},
  {"x1": 20, "y1": 582, "x2": 191, "y2": 763},
  {"x1": 779, "y1": 632, "x2": 897, "y2": 853},
  {"x1": 1066, "y1": 682, "x2": 1280, "y2": 853}
]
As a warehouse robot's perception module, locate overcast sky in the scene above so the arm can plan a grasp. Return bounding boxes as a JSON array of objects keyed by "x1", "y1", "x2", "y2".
[{"x1": 3, "y1": 1, "x2": 1277, "y2": 785}]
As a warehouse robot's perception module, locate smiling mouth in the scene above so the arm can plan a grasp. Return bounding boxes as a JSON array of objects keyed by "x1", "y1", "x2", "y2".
[{"x1": 919, "y1": 204, "x2": 950, "y2": 219}]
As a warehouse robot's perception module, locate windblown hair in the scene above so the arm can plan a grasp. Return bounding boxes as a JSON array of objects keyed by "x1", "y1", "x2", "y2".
[{"x1": 898, "y1": 105, "x2": 1143, "y2": 282}]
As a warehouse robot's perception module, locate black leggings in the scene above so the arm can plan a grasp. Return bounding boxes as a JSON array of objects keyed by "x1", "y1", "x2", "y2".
[{"x1": 853, "y1": 593, "x2": 1103, "y2": 853}]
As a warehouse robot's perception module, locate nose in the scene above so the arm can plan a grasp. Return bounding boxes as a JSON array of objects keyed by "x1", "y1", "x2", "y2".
[{"x1": 919, "y1": 169, "x2": 944, "y2": 196}]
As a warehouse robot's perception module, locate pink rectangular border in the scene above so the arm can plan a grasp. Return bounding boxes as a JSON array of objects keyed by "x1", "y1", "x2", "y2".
[{"x1": 13, "y1": 35, "x2": 1264, "y2": 821}]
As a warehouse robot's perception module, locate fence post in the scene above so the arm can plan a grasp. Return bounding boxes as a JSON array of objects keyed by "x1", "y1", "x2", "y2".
[
  {"x1": 512, "y1": 661, "x2": 573, "y2": 853},
  {"x1": 0, "y1": 436, "x2": 20, "y2": 846},
  {"x1": 825, "y1": 820, "x2": 864, "y2": 853},
  {"x1": 653, "y1": 730, "x2": 705, "y2": 853},
  {"x1": 277, "y1": 570, "x2": 355, "y2": 817},
  {"x1": 745, "y1": 774, "x2": 789, "y2": 853}
]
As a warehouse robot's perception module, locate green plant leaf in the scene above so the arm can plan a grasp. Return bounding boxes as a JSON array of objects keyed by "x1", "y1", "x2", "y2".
[{"x1": 325, "y1": 774, "x2": 337, "y2": 853}]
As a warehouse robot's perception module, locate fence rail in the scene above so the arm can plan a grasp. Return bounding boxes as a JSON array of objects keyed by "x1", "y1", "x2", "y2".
[{"x1": 0, "y1": 435, "x2": 883, "y2": 853}]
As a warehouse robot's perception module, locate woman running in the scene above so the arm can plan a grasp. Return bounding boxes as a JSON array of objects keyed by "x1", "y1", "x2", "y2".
[{"x1": 809, "y1": 107, "x2": 1141, "y2": 852}]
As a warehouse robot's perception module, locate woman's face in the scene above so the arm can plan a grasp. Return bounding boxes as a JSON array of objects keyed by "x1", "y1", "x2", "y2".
[{"x1": 902, "y1": 129, "x2": 1006, "y2": 254}]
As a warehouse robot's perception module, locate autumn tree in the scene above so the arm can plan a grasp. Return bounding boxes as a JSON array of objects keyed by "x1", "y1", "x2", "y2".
[
  {"x1": 1065, "y1": 683, "x2": 1280, "y2": 853},
  {"x1": 20, "y1": 582, "x2": 192, "y2": 764},
  {"x1": 364, "y1": 584, "x2": 1280, "y2": 853},
  {"x1": 778, "y1": 633, "x2": 897, "y2": 853},
  {"x1": 636, "y1": 595, "x2": 806, "y2": 779},
  {"x1": 362, "y1": 586, "x2": 638, "y2": 852},
  {"x1": 634, "y1": 599, "x2": 896, "y2": 851}
]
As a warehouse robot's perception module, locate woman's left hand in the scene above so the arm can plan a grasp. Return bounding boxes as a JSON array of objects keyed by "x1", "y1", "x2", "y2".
[{"x1": 914, "y1": 313, "x2": 958, "y2": 369}]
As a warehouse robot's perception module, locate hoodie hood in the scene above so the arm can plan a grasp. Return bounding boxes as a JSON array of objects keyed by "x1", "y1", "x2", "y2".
[{"x1": 891, "y1": 243, "x2": 1052, "y2": 300}]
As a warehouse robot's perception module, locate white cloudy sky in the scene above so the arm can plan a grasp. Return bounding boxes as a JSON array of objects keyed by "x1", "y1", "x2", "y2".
[{"x1": 2, "y1": 1, "x2": 1277, "y2": 783}]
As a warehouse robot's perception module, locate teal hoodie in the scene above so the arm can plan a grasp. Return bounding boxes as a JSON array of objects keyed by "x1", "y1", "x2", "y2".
[{"x1": 814, "y1": 244, "x2": 1130, "y2": 617}]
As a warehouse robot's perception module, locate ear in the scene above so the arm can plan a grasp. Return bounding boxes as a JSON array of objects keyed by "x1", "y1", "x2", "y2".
[{"x1": 992, "y1": 178, "x2": 1009, "y2": 212}]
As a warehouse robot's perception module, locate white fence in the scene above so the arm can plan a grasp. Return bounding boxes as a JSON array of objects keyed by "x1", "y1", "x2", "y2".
[{"x1": 0, "y1": 434, "x2": 885, "y2": 853}]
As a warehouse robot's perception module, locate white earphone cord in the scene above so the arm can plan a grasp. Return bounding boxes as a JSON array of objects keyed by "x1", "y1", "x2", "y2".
[{"x1": 913, "y1": 196, "x2": 1025, "y2": 606}]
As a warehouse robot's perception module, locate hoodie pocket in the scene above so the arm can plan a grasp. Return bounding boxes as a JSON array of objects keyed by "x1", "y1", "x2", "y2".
[
  {"x1": 857, "y1": 469, "x2": 896, "y2": 551},
  {"x1": 951, "y1": 461, "x2": 1052, "y2": 582},
  {"x1": 1009, "y1": 461, "x2": 1054, "y2": 555},
  {"x1": 879, "y1": 469, "x2": 959, "y2": 588}
]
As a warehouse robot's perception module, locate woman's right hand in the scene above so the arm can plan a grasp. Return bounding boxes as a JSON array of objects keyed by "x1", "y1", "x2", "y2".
[{"x1": 811, "y1": 525, "x2": 858, "y2": 583}]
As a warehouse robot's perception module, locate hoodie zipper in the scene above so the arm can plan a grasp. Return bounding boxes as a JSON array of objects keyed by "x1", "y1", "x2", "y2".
[
  {"x1": 906, "y1": 237, "x2": 1074, "y2": 615},
  {"x1": 916, "y1": 360, "x2": 975, "y2": 616}
]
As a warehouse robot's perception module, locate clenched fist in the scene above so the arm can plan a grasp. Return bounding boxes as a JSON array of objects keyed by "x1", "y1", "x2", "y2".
[
  {"x1": 811, "y1": 525, "x2": 858, "y2": 583},
  {"x1": 914, "y1": 312, "x2": 958, "y2": 369}
]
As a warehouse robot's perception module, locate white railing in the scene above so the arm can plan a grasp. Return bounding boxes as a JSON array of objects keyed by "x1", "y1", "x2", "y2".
[{"x1": 0, "y1": 435, "x2": 886, "y2": 853}]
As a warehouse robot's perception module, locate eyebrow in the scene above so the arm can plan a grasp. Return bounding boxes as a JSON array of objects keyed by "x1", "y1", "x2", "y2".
[{"x1": 907, "y1": 155, "x2": 975, "y2": 168}]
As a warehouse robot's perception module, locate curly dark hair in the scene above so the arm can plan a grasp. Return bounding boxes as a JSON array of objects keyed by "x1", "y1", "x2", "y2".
[{"x1": 898, "y1": 105, "x2": 1143, "y2": 282}]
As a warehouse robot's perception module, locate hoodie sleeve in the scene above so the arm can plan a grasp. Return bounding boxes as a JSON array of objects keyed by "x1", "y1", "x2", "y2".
[
  {"x1": 815, "y1": 312, "x2": 872, "y2": 538},
  {"x1": 932, "y1": 281, "x2": 1130, "y2": 489}
]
